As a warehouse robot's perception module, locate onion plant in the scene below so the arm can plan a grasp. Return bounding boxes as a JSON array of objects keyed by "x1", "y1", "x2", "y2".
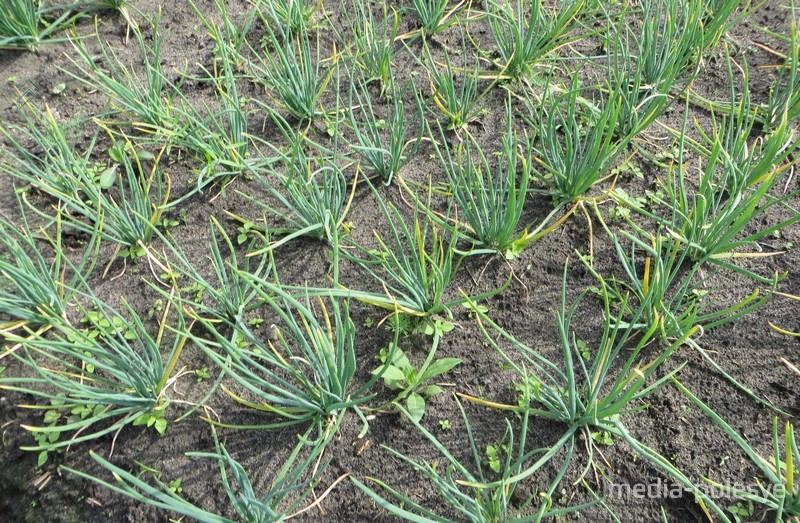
[
  {"x1": 341, "y1": 0, "x2": 398, "y2": 95},
  {"x1": 432, "y1": 98, "x2": 531, "y2": 255},
  {"x1": 424, "y1": 36, "x2": 492, "y2": 132},
  {"x1": 353, "y1": 396, "x2": 593, "y2": 522},
  {"x1": 0, "y1": 209, "x2": 96, "y2": 330},
  {"x1": 0, "y1": 0, "x2": 79, "y2": 49},
  {"x1": 250, "y1": 24, "x2": 332, "y2": 122},
  {"x1": 248, "y1": 155, "x2": 352, "y2": 247},
  {"x1": 347, "y1": 76, "x2": 424, "y2": 186},
  {"x1": 254, "y1": 0, "x2": 321, "y2": 36},
  {"x1": 63, "y1": 424, "x2": 330, "y2": 523},
  {"x1": 769, "y1": 291, "x2": 800, "y2": 337},
  {"x1": 676, "y1": 380, "x2": 800, "y2": 521},
  {"x1": 63, "y1": 11, "x2": 177, "y2": 130},
  {"x1": 621, "y1": 73, "x2": 800, "y2": 284},
  {"x1": 407, "y1": 0, "x2": 465, "y2": 39},
  {"x1": 191, "y1": 279, "x2": 376, "y2": 433},
  {"x1": 344, "y1": 185, "x2": 466, "y2": 318},
  {"x1": 0, "y1": 296, "x2": 189, "y2": 452},
  {"x1": 601, "y1": 231, "x2": 772, "y2": 344},
  {"x1": 2, "y1": 109, "x2": 167, "y2": 261},
  {"x1": 534, "y1": 75, "x2": 630, "y2": 206},
  {"x1": 155, "y1": 217, "x2": 270, "y2": 325},
  {"x1": 469, "y1": 262, "x2": 690, "y2": 431},
  {"x1": 173, "y1": 4, "x2": 252, "y2": 193},
  {"x1": 585, "y1": 229, "x2": 779, "y2": 411},
  {"x1": 635, "y1": 0, "x2": 704, "y2": 92},
  {"x1": 606, "y1": 0, "x2": 703, "y2": 137},
  {"x1": 462, "y1": 267, "x2": 733, "y2": 520},
  {"x1": 764, "y1": 10, "x2": 800, "y2": 129},
  {"x1": 80, "y1": 0, "x2": 138, "y2": 32},
  {"x1": 654, "y1": 132, "x2": 799, "y2": 284},
  {"x1": 485, "y1": 0, "x2": 584, "y2": 81},
  {"x1": 427, "y1": 96, "x2": 576, "y2": 258},
  {"x1": 239, "y1": 110, "x2": 354, "y2": 248},
  {"x1": 699, "y1": 0, "x2": 750, "y2": 52}
]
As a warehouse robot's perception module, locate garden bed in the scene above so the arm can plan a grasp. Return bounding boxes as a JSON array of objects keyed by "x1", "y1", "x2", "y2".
[{"x1": 1, "y1": 1, "x2": 800, "y2": 521}]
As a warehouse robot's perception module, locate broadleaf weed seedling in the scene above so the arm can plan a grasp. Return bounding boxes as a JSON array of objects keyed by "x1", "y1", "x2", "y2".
[{"x1": 371, "y1": 332, "x2": 460, "y2": 423}]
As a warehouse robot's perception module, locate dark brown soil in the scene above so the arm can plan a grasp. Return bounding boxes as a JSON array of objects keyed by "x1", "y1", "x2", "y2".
[{"x1": 1, "y1": 1, "x2": 799, "y2": 522}]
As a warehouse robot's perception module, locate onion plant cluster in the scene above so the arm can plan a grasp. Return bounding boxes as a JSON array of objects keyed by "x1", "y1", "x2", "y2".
[
  {"x1": 64, "y1": 425, "x2": 330, "y2": 523},
  {"x1": 250, "y1": 20, "x2": 332, "y2": 123},
  {"x1": 341, "y1": 0, "x2": 398, "y2": 95},
  {"x1": 485, "y1": 0, "x2": 584, "y2": 81},
  {"x1": 0, "y1": 295, "x2": 190, "y2": 453},
  {"x1": 433, "y1": 99, "x2": 531, "y2": 255},
  {"x1": 0, "y1": 211, "x2": 95, "y2": 329},
  {"x1": 64, "y1": 10, "x2": 176, "y2": 130},
  {"x1": 0, "y1": 0, "x2": 81, "y2": 49},
  {"x1": 533, "y1": 75, "x2": 632, "y2": 206},
  {"x1": 1, "y1": 108, "x2": 167, "y2": 261},
  {"x1": 463, "y1": 266, "x2": 735, "y2": 520},
  {"x1": 353, "y1": 397, "x2": 594, "y2": 522},
  {"x1": 157, "y1": 217, "x2": 271, "y2": 325},
  {"x1": 606, "y1": 0, "x2": 705, "y2": 137},
  {"x1": 347, "y1": 76, "x2": 424, "y2": 186},
  {"x1": 239, "y1": 110, "x2": 354, "y2": 247},
  {"x1": 342, "y1": 181, "x2": 507, "y2": 320},
  {"x1": 620, "y1": 62, "x2": 800, "y2": 285},
  {"x1": 190, "y1": 272, "x2": 378, "y2": 436},
  {"x1": 764, "y1": 11, "x2": 800, "y2": 128},
  {"x1": 424, "y1": 35, "x2": 491, "y2": 133}
]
